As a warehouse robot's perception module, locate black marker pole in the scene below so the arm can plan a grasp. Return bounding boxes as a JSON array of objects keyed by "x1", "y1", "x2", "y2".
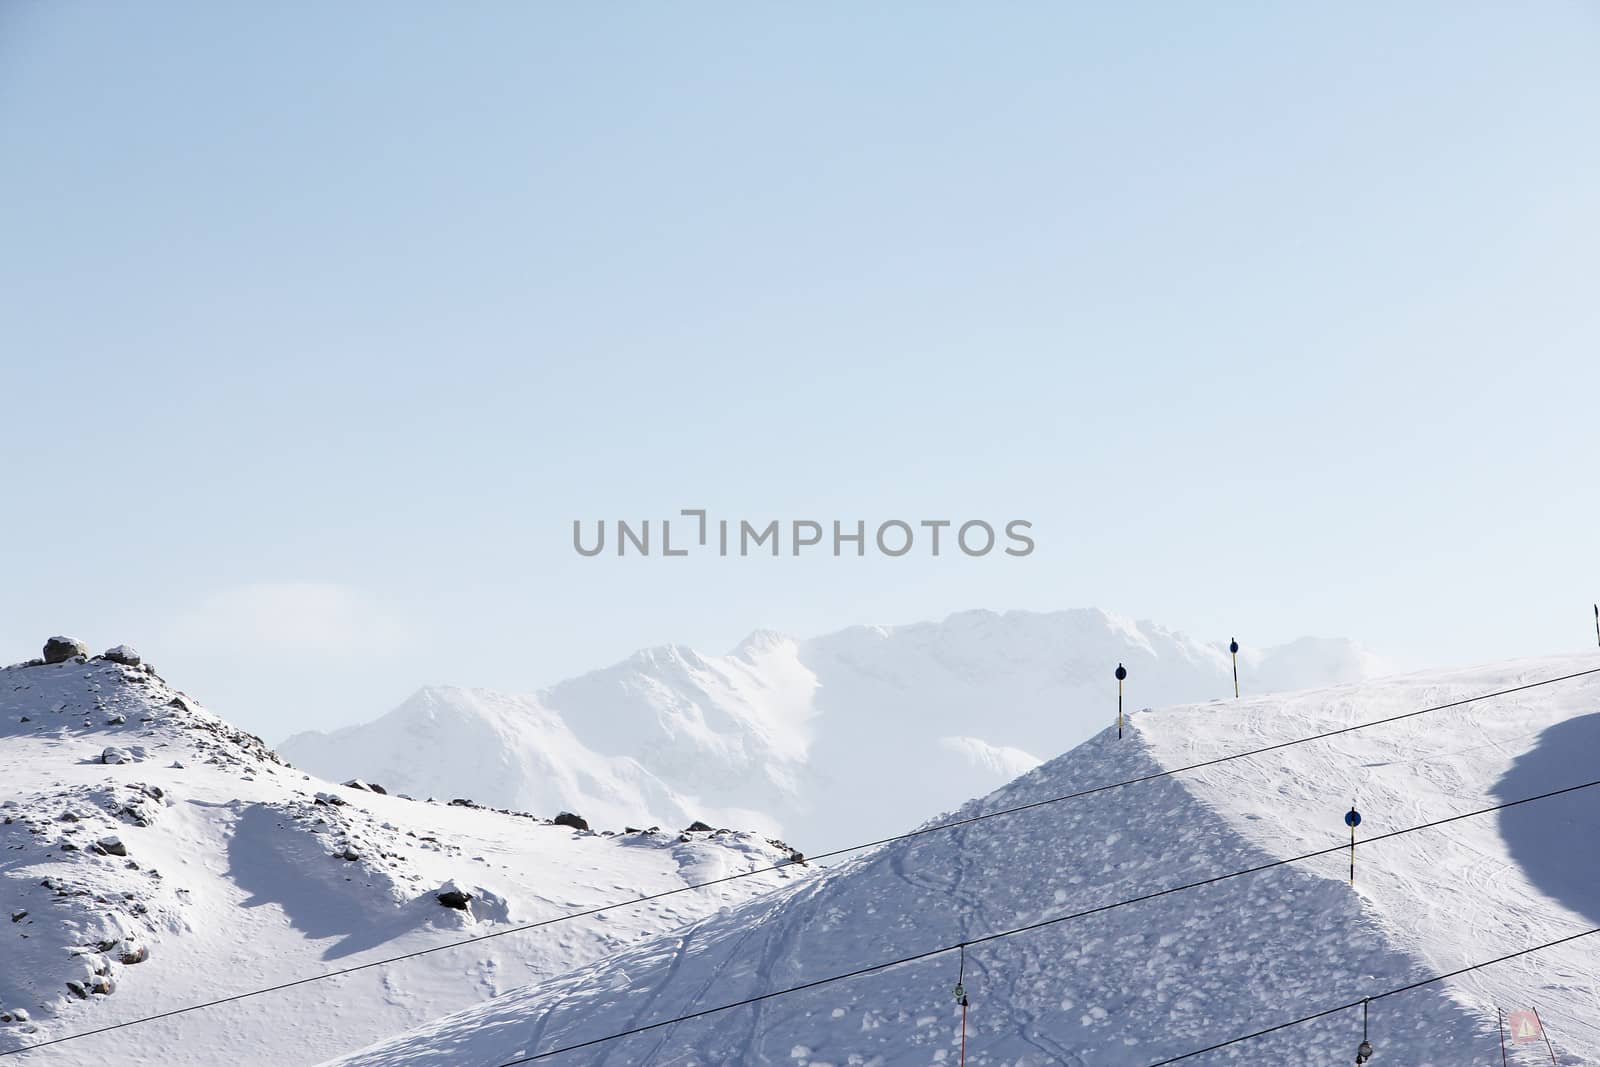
[
  {"x1": 1115, "y1": 663, "x2": 1127, "y2": 739},
  {"x1": 1229, "y1": 638, "x2": 1240, "y2": 699},
  {"x1": 1345, "y1": 804, "x2": 1362, "y2": 885}
]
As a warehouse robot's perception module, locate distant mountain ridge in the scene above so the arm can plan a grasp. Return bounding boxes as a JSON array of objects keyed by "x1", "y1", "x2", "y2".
[{"x1": 280, "y1": 608, "x2": 1385, "y2": 851}]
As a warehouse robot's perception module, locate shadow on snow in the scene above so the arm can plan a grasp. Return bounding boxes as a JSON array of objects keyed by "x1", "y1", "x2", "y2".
[
  {"x1": 223, "y1": 801, "x2": 436, "y2": 960},
  {"x1": 1492, "y1": 711, "x2": 1600, "y2": 928}
]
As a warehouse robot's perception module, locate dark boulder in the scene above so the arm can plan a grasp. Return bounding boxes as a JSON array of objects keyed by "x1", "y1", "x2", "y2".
[
  {"x1": 101, "y1": 645, "x2": 142, "y2": 666},
  {"x1": 44, "y1": 637, "x2": 88, "y2": 664},
  {"x1": 552, "y1": 811, "x2": 589, "y2": 831},
  {"x1": 436, "y1": 885, "x2": 473, "y2": 910},
  {"x1": 684, "y1": 820, "x2": 715, "y2": 833}
]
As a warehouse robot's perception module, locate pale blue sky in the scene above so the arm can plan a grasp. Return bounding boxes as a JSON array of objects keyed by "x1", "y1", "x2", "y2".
[{"x1": 3, "y1": 2, "x2": 1597, "y2": 738}]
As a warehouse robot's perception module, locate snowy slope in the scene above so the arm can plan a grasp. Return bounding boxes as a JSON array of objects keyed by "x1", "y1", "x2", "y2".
[
  {"x1": 281, "y1": 609, "x2": 1384, "y2": 853},
  {"x1": 0, "y1": 649, "x2": 809, "y2": 1067},
  {"x1": 274, "y1": 686, "x2": 749, "y2": 837},
  {"x1": 322, "y1": 652, "x2": 1600, "y2": 1066}
]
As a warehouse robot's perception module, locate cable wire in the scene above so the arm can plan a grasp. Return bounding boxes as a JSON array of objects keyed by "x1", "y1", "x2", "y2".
[
  {"x1": 1144, "y1": 925, "x2": 1600, "y2": 1065},
  {"x1": 5, "y1": 664, "x2": 1595, "y2": 1058},
  {"x1": 484, "y1": 776, "x2": 1600, "y2": 1064}
]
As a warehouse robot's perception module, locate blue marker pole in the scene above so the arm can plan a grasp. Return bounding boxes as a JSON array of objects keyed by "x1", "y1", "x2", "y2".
[
  {"x1": 1229, "y1": 638, "x2": 1240, "y2": 699},
  {"x1": 1345, "y1": 805, "x2": 1362, "y2": 884}
]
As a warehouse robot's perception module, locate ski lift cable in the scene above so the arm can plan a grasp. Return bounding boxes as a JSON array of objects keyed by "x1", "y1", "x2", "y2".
[
  {"x1": 482, "y1": 776, "x2": 1600, "y2": 1065},
  {"x1": 1144, "y1": 925, "x2": 1600, "y2": 1066},
  {"x1": 4, "y1": 665, "x2": 1595, "y2": 1059}
]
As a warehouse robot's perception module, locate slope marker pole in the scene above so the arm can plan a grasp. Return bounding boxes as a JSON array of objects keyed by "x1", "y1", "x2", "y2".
[
  {"x1": 952, "y1": 943, "x2": 970, "y2": 1067},
  {"x1": 1229, "y1": 638, "x2": 1240, "y2": 699},
  {"x1": 1344, "y1": 803, "x2": 1362, "y2": 885},
  {"x1": 1499, "y1": 1007, "x2": 1509, "y2": 1066},
  {"x1": 1115, "y1": 663, "x2": 1127, "y2": 739},
  {"x1": 1532, "y1": 1005, "x2": 1558, "y2": 1065}
]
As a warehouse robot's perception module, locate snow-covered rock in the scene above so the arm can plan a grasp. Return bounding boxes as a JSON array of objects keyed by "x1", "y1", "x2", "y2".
[
  {"x1": 434, "y1": 882, "x2": 472, "y2": 911},
  {"x1": 43, "y1": 637, "x2": 87, "y2": 664}
]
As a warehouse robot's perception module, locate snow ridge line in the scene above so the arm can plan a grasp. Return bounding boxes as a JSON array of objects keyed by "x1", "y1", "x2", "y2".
[
  {"x1": 4, "y1": 664, "x2": 1594, "y2": 1060},
  {"x1": 486, "y1": 775, "x2": 1600, "y2": 1065}
]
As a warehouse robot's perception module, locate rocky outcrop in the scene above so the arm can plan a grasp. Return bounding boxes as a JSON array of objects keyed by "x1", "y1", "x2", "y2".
[
  {"x1": 100, "y1": 645, "x2": 142, "y2": 667},
  {"x1": 436, "y1": 882, "x2": 473, "y2": 911},
  {"x1": 552, "y1": 811, "x2": 589, "y2": 831},
  {"x1": 43, "y1": 637, "x2": 88, "y2": 664}
]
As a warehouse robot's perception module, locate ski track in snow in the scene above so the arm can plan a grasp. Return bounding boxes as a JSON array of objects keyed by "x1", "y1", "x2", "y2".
[
  {"x1": 322, "y1": 655, "x2": 1600, "y2": 1066},
  {"x1": 9, "y1": 647, "x2": 1598, "y2": 1066}
]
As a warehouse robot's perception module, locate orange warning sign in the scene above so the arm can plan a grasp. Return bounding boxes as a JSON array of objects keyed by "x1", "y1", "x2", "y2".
[{"x1": 1506, "y1": 1009, "x2": 1543, "y2": 1043}]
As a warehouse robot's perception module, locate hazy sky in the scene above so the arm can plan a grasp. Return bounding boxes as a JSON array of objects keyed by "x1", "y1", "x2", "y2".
[{"x1": 3, "y1": 3, "x2": 1597, "y2": 740}]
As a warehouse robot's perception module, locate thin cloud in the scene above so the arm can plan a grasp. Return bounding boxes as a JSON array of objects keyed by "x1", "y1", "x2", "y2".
[{"x1": 164, "y1": 582, "x2": 413, "y2": 657}]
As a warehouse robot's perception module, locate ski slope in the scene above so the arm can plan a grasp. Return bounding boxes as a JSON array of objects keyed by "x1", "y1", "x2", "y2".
[
  {"x1": 0, "y1": 651, "x2": 809, "y2": 1067},
  {"x1": 282, "y1": 609, "x2": 1384, "y2": 854},
  {"x1": 324, "y1": 653, "x2": 1600, "y2": 1066}
]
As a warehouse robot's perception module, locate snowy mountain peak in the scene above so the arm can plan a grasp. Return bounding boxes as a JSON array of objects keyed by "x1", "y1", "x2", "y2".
[
  {"x1": 282, "y1": 609, "x2": 1385, "y2": 854},
  {"x1": 730, "y1": 628, "x2": 797, "y2": 659}
]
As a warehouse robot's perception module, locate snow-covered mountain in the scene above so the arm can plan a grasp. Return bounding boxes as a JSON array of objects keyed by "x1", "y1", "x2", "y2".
[
  {"x1": 281, "y1": 609, "x2": 1385, "y2": 853},
  {"x1": 0, "y1": 644, "x2": 809, "y2": 1067},
  {"x1": 323, "y1": 652, "x2": 1600, "y2": 1066}
]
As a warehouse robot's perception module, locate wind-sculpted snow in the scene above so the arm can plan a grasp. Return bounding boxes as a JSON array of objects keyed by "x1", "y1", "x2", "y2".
[
  {"x1": 282, "y1": 608, "x2": 1385, "y2": 853},
  {"x1": 0, "y1": 655, "x2": 811, "y2": 1066},
  {"x1": 326, "y1": 654, "x2": 1600, "y2": 1066}
]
